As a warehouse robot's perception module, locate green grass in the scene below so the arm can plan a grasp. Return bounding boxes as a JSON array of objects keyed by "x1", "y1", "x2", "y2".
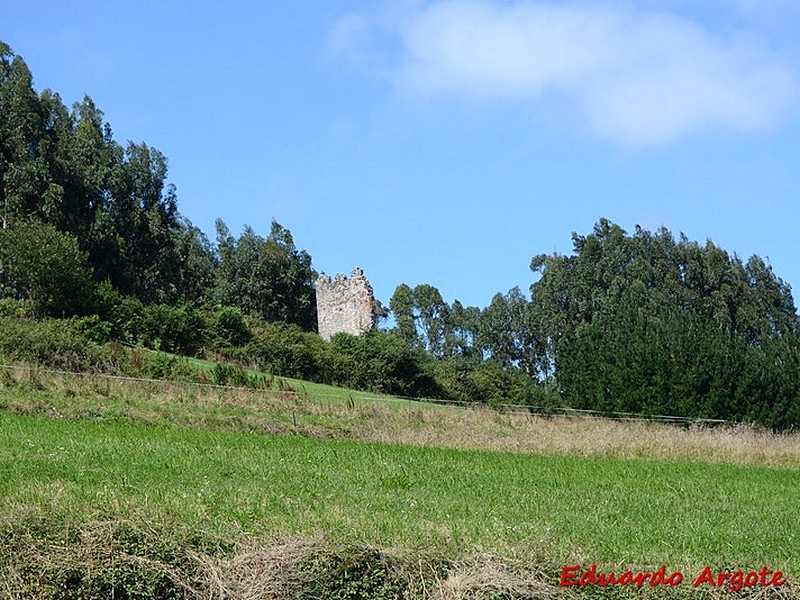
[
  {"x1": 2, "y1": 365, "x2": 799, "y2": 597},
  {"x1": 1, "y1": 411, "x2": 798, "y2": 579}
]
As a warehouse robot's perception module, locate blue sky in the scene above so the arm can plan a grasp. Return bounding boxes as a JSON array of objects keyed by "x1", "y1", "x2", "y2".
[{"x1": 6, "y1": 1, "x2": 800, "y2": 309}]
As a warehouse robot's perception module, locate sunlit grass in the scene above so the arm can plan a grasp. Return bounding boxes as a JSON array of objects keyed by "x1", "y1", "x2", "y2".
[
  {"x1": 183, "y1": 354, "x2": 404, "y2": 405},
  {"x1": 1, "y1": 411, "x2": 798, "y2": 580}
]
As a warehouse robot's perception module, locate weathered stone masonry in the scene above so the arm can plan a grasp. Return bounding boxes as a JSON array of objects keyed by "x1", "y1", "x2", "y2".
[{"x1": 315, "y1": 267, "x2": 375, "y2": 342}]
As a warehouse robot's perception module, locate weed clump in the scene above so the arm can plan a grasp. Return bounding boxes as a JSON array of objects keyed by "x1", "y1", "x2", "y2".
[
  {"x1": 298, "y1": 546, "x2": 412, "y2": 600},
  {"x1": 3, "y1": 516, "x2": 799, "y2": 599},
  {"x1": 0, "y1": 517, "x2": 197, "y2": 599}
]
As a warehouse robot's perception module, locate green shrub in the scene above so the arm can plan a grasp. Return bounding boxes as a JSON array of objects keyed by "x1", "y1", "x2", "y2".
[
  {"x1": 210, "y1": 362, "x2": 268, "y2": 388},
  {"x1": 0, "y1": 298, "x2": 34, "y2": 318},
  {"x1": 212, "y1": 306, "x2": 252, "y2": 347},
  {"x1": 300, "y1": 547, "x2": 409, "y2": 600},
  {"x1": 75, "y1": 315, "x2": 112, "y2": 345},
  {"x1": 0, "y1": 220, "x2": 95, "y2": 317},
  {"x1": 246, "y1": 322, "x2": 323, "y2": 380},
  {"x1": 92, "y1": 281, "x2": 144, "y2": 344},
  {"x1": 323, "y1": 331, "x2": 442, "y2": 398},
  {"x1": 434, "y1": 357, "x2": 555, "y2": 407},
  {"x1": 140, "y1": 304, "x2": 208, "y2": 355},
  {"x1": 0, "y1": 316, "x2": 123, "y2": 373},
  {"x1": 143, "y1": 352, "x2": 202, "y2": 382}
]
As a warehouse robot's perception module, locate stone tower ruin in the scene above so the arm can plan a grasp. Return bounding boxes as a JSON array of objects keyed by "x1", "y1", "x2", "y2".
[{"x1": 315, "y1": 267, "x2": 376, "y2": 342}]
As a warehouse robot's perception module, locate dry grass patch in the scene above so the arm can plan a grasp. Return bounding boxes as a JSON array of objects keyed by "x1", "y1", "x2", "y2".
[
  {"x1": 192, "y1": 536, "x2": 330, "y2": 599},
  {"x1": 353, "y1": 402, "x2": 800, "y2": 469},
  {"x1": 5, "y1": 517, "x2": 798, "y2": 599},
  {"x1": 432, "y1": 555, "x2": 561, "y2": 600}
]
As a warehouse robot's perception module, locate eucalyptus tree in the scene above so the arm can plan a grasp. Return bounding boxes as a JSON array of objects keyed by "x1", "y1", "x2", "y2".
[
  {"x1": 478, "y1": 287, "x2": 542, "y2": 377},
  {"x1": 0, "y1": 42, "x2": 51, "y2": 229},
  {"x1": 530, "y1": 219, "x2": 800, "y2": 426},
  {"x1": 214, "y1": 219, "x2": 317, "y2": 330},
  {"x1": 444, "y1": 299, "x2": 481, "y2": 359},
  {"x1": 389, "y1": 283, "x2": 419, "y2": 347},
  {"x1": 389, "y1": 283, "x2": 451, "y2": 357}
]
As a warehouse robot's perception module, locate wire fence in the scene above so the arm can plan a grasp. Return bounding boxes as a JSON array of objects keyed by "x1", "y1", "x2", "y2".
[
  {"x1": 0, "y1": 362, "x2": 295, "y2": 395},
  {"x1": 0, "y1": 362, "x2": 728, "y2": 427},
  {"x1": 384, "y1": 394, "x2": 728, "y2": 425}
]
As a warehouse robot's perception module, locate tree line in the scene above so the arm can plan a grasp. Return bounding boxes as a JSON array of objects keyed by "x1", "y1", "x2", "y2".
[
  {"x1": 388, "y1": 220, "x2": 800, "y2": 428},
  {"x1": 0, "y1": 42, "x2": 316, "y2": 328},
  {"x1": 2, "y1": 41, "x2": 799, "y2": 428}
]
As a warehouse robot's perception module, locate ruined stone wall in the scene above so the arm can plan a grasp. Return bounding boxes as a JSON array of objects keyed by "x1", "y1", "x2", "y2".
[{"x1": 315, "y1": 267, "x2": 375, "y2": 342}]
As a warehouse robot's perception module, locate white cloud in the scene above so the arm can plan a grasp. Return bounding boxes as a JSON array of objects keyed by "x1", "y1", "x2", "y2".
[{"x1": 334, "y1": 0, "x2": 798, "y2": 147}]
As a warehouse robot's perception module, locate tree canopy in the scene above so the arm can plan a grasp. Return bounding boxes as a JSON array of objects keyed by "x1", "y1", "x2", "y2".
[
  {"x1": 214, "y1": 219, "x2": 317, "y2": 330},
  {"x1": 0, "y1": 41, "x2": 314, "y2": 329},
  {"x1": 0, "y1": 219, "x2": 93, "y2": 316},
  {"x1": 529, "y1": 219, "x2": 800, "y2": 427},
  {"x1": 384, "y1": 218, "x2": 800, "y2": 426}
]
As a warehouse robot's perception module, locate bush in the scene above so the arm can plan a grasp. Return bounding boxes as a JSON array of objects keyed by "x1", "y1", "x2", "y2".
[
  {"x1": 0, "y1": 316, "x2": 126, "y2": 373},
  {"x1": 92, "y1": 280, "x2": 144, "y2": 344},
  {"x1": 323, "y1": 331, "x2": 442, "y2": 398},
  {"x1": 0, "y1": 298, "x2": 34, "y2": 318},
  {"x1": 0, "y1": 220, "x2": 95, "y2": 317},
  {"x1": 300, "y1": 547, "x2": 410, "y2": 600},
  {"x1": 142, "y1": 352, "x2": 202, "y2": 382},
  {"x1": 94, "y1": 284, "x2": 210, "y2": 355},
  {"x1": 210, "y1": 363, "x2": 268, "y2": 388},
  {"x1": 212, "y1": 306, "x2": 252, "y2": 347},
  {"x1": 245, "y1": 322, "x2": 323, "y2": 380},
  {"x1": 435, "y1": 358, "x2": 556, "y2": 407},
  {"x1": 139, "y1": 304, "x2": 208, "y2": 355},
  {"x1": 75, "y1": 315, "x2": 112, "y2": 345}
]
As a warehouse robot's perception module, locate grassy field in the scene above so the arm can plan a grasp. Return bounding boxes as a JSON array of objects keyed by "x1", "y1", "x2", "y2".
[{"x1": 1, "y1": 365, "x2": 799, "y2": 598}]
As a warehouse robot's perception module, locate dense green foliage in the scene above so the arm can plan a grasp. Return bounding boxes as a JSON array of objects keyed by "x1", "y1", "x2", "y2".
[
  {"x1": 0, "y1": 305, "x2": 438, "y2": 399},
  {"x1": 531, "y1": 220, "x2": 800, "y2": 426},
  {"x1": 214, "y1": 219, "x2": 316, "y2": 329},
  {"x1": 0, "y1": 219, "x2": 93, "y2": 316},
  {"x1": 323, "y1": 331, "x2": 441, "y2": 398},
  {"x1": 0, "y1": 39, "x2": 194, "y2": 304},
  {"x1": 388, "y1": 283, "x2": 554, "y2": 406},
  {"x1": 386, "y1": 219, "x2": 800, "y2": 425}
]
